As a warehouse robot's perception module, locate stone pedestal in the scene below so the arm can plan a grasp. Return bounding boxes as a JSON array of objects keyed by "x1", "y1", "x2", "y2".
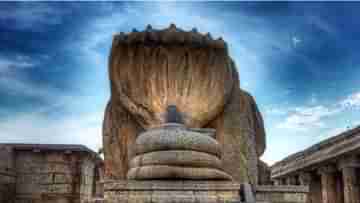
[{"x1": 104, "y1": 180, "x2": 253, "y2": 203}]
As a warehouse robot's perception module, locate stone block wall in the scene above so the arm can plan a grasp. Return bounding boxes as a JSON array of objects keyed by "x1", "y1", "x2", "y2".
[
  {"x1": 258, "y1": 160, "x2": 271, "y2": 185},
  {"x1": 0, "y1": 144, "x2": 103, "y2": 203},
  {"x1": 14, "y1": 150, "x2": 82, "y2": 203},
  {"x1": 255, "y1": 185, "x2": 308, "y2": 203},
  {"x1": 80, "y1": 156, "x2": 97, "y2": 203},
  {"x1": 0, "y1": 145, "x2": 16, "y2": 203}
]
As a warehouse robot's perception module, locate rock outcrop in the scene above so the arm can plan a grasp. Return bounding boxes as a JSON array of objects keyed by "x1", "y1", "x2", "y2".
[{"x1": 103, "y1": 24, "x2": 266, "y2": 184}]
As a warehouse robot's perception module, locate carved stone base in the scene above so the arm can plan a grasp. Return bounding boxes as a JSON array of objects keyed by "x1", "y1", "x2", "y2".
[{"x1": 104, "y1": 180, "x2": 253, "y2": 203}]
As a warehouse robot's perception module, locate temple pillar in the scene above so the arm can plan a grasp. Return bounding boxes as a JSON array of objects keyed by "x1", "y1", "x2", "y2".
[
  {"x1": 308, "y1": 172, "x2": 322, "y2": 203},
  {"x1": 339, "y1": 156, "x2": 360, "y2": 203},
  {"x1": 273, "y1": 179, "x2": 281, "y2": 186},
  {"x1": 299, "y1": 172, "x2": 312, "y2": 203},
  {"x1": 299, "y1": 172, "x2": 311, "y2": 186},
  {"x1": 288, "y1": 176, "x2": 298, "y2": 185},
  {"x1": 335, "y1": 171, "x2": 345, "y2": 203},
  {"x1": 284, "y1": 176, "x2": 296, "y2": 185},
  {"x1": 285, "y1": 177, "x2": 290, "y2": 185},
  {"x1": 319, "y1": 165, "x2": 337, "y2": 203}
]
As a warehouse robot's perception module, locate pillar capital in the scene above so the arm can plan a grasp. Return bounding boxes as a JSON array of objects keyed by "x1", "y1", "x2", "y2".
[
  {"x1": 318, "y1": 164, "x2": 337, "y2": 175},
  {"x1": 338, "y1": 155, "x2": 360, "y2": 170},
  {"x1": 299, "y1": 172, "x2": 312, "y2": 185}
]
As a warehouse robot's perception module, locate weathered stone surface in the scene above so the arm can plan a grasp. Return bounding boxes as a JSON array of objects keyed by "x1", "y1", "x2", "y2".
[
  {"x1": 134, "y1": 124, "x2": 221, "y2": 157},
  {"x1": 103, "y1": 101, "x2": 140, "y2": 179},
  {"x1": 258, "y1": 159, "x2": 271, "y2": 185},
  {"x1": 104, "y1": 180, "x2": 243, "y2": 203},
  {"x1": 103, "y1": 25, "x2": 266, "y2": 184},
  {"x1": 342, "y1": 166, "x2": 360, "y2": 203},
  {"x1": 0, "y1": 145, "x2": 16, "y2": 203},
  {"x1": 0, "y1": 144, "x2": 103, "y2": 203},
  {"x1": 127, "y1": 165, "x2": 233, "y2": 180},
  {"x1": 319, "y1": 166, "x2": 337, "y2": 203},
  {"x1": 129, "y1": 123, "x2": 231, "y2": 180},
  {"x1": 129, "y1": 150, "x2": 222, "y2": 169},
  {"x1": 271, "y1": 127, "x2": 360, "y2": 203},
  {"x1": 54, "y1": 174, "x2": 73, "y2": 184},
  {"x1": 256, "y1": 185, "x2": 309, "y2": 203},
  {"x1": 271, "y1": 126, "x2": 360, "y2": 179},
  {"x1": 208, "y1": 87, "x2": 263, "y2": 184},
  {"x1": 109, "y1": 25, "x2": 235, "y2": 129}
]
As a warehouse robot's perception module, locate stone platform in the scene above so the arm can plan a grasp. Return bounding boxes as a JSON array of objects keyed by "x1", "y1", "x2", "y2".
[{"x1": 104, "y1": 180, "x2": 255, "y2": 203}]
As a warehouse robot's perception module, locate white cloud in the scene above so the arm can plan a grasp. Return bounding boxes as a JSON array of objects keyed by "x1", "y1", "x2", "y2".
[
  {"x1": 273, "y1": 91, "x2": 360, "y2": 132},
  {"x1": 0, "y1": 53, "x2": 104, "y2": 153},
  {"x1": 321, "y1": 127, "x2": 348, "y2": 139},
  {"x1": 277, "y1": 105, "x2": 341, "y2": 131},
  {"x1": 0, "y1": 54, "x2": 36, "y2": 72},
  {"x1": 0, "y1": 110, "x2": 103, "y2": 152},
  {"x1": 341, "y1": 92, "x2": 360, "y2": 110},
  {"x1": 265, "y1": 107, "x2": 288, "y2": 116}
]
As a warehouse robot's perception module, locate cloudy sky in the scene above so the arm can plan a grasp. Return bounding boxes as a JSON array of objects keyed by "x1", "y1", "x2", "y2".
[{"x1": 1, "y1": 2, "x2": 360, "y2": 165}]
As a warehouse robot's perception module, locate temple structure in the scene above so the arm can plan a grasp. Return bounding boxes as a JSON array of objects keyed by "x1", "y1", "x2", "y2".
[
  {"x1": 271, "y1": 126, "x2": 360, "y2": 203},
  {"x1": 0, "y1": 144, "x2": 104, "y2": 203}
]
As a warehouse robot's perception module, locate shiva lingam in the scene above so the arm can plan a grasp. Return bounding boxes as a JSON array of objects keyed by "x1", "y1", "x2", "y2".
[{"x1": 127, "y1": 106, "x2": 233, "y2": 180}]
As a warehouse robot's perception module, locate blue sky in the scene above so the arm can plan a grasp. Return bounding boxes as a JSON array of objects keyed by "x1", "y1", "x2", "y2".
[{"x1": 0, "y1": 2, "x2": 360, "y2": 164}]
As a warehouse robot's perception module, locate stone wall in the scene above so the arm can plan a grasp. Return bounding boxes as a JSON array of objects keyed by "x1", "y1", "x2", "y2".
[
  {"x1": 80, "y1": 155, "x2": 97, "y2": 203},
  {"x1": 15, "y1": 150, "x2": 83, "y2": 203},
  {"x1": 256, "y1": 185, "x2": 308, "y2": 203},
  {"x1": 0, "y1": 144, "x2": 103, "y2": 203},
  {"x1": 258, "y1": 160, "x2": 271, "y2": 185},
  {"x1": 0, "y1": 145, "x2": 16, "y2": 203}
]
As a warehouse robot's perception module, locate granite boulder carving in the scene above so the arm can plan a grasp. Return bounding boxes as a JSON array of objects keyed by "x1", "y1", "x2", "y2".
[{"x1": 103, "y1": 24, "x2": 266, "y2": 184}]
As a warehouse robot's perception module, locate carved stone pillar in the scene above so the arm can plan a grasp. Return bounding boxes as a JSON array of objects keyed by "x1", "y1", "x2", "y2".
[
  {"x1": 319, "y1": 165, "x2": 338, "y2": 203},
  {"x1": 284, "y1": 176, "x2": 295, "y2": 185},
  {"x1": 273, "y1": 179, "x2": 281, "y2": 186},
  {"x1": 299, "y1": 172, "x2": 311, "y2": 186},
  {"x1": 288, "y1": 176, "x2": 298, "y2": 185},
  {"x1": 308, "y1": 172, "x2": 323, "y2": 203},
  {"x1": 339, "y1": 156, "x2": 360, "y2": 203}
]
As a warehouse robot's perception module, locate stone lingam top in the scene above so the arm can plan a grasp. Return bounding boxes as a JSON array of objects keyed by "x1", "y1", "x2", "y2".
[{"x1": 103, "y1": 24, "x2": 266, "y2": 184}]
